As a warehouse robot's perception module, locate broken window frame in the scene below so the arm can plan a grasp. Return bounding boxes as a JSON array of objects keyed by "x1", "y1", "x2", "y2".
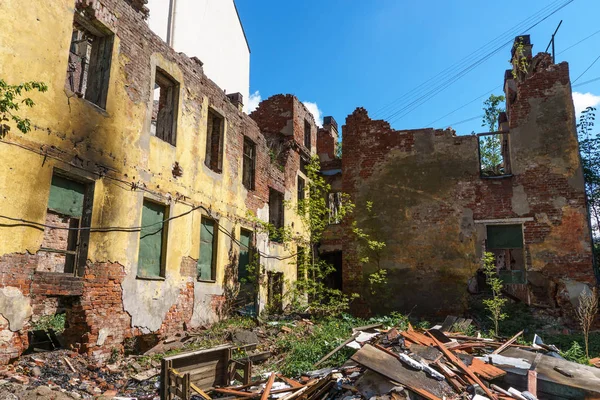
[
  {"x1": 485, "y1": 224, "x2": 526, "y2": 284},
  {"x1": 137, "y1": 199, "x2": 169, "y2": 279},
  {"x1": 242, "y1": 137, "x2": 256, "y2": 190},
  {"x1": 477, "y1": 132, "x2": 512, "y2": 178},
  {"x1": 268, "y1": 188, "x2": 285, "y2": 243},
  {"x1": 151, "y1": 67, "x2": 179, "y2": 146},
  {"x1": 40, "y1": 172, "x2": 94, "y2": 277},
  {"x1": 327, "y1": 192, "x2": 342, "y2": 225},
  {"x1": 205, "y1": 108, "x2": 225, "y2": 173},
  {"x1": 65, "y1": 15, "x2": 114, "y2": 110},
  {"x1": 297, "y1": 176, "x2": 306, "y2": 213},
  {"x1": 304, "y1": 119, "x2": 311, "y2": 149}
]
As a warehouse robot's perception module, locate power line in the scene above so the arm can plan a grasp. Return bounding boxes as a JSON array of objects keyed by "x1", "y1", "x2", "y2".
[
  {"x1": 371, "y1": 0, "x2": 569, "y2": 120},
  {"x1": 384, "y1": 0, "x2": 573, "y2": 125},
  {"x1": 428, "y1": 27, "x2": 600, "y2": 129},
  {"x1": 427, "y1": 85, "x2": 501, "y2": 126},
  {"x1": 573, "y1": 75, "x2": 600, "y2": 88},
  {"x1": 557, "y1": 28, "x2": 600, "y2": 55},
  {"x1": 447, "y1": 114, "x2": 484, "y2": 128},
  {"x1": 573, "y1": 54, "x2": 600, "y2": 83}
]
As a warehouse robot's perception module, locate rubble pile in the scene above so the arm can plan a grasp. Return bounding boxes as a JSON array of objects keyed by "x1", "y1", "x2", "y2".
[
  {"x1": 2, "y1": 317, "x2": 600, "y2": 400},
  {"x1": 202, "y1": 322, "x2": 600, "y2": 400}
]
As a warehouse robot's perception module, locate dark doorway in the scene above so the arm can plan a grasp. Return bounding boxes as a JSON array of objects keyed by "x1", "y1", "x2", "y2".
[{"x1": 321, "y1": 251, "x2": 343, "y2": 291}]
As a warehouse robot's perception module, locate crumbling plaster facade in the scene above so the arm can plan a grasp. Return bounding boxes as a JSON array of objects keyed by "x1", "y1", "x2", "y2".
[
  {"x1": 340, "y1": 39, "x2": 595, "y2": 319},
  {"x1": 0, "y1": 0, "x2": 315, "y2": 363}
]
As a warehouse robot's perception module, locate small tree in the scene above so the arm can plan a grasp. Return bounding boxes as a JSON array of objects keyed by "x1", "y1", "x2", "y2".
[
  {"x1": 249, "y1": 156, "x2": 356, "y2": 316},
  {"x1": 578, "y1": 107, "x2": 600, "y2": 238},
  {"x1": 0, "y1": 79, "x2": 48, "y2": 137},
  {"x1": 576, "y1": 286, "x2": 598, "y2": 359},
  {"x1": 481, "y1": 251, "x2": 508, "y2": 335},
  {"x1": 351, "y1": 201, "x2": 387, "y2": 299},
  {"x1": 480, "y1": 94, "x2": 506, "y2": 175}
]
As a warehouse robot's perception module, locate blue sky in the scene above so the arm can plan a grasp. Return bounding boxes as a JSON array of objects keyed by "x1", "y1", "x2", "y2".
[{"x1": 236, "y1": 0, "x2": 600, "y2": 136}]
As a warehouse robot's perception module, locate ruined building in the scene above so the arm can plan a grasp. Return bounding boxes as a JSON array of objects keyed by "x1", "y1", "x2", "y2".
[
  {"x1": 328, "y1": 36, "x2": 596, "y2": 318},
  {"x1": 0, "y1": 0, "x2": 317, "y2": 363},
  {"x1": 0, "y1": 0, "x2": 595, "y2": 367}
]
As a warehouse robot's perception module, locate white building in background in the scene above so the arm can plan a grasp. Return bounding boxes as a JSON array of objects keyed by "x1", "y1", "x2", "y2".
[{"x1": 147, "y1": 0, "x2": 251, "y2": 110}]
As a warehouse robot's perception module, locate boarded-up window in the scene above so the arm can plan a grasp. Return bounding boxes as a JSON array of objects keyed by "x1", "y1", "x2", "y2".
[
  {"x1": 304, "y1": 120, "x2": 311, "y2": 149},
  {"x1": 328, "y1": 192, "x2": 342, "y2": 224},
  {"x1": 151, "y1": 68, "x2": 179, "y2": 145},
  {"x1": 138, "y1": 200, "x2": 167, "y2": 278},
  {"x1": 296, "y1": 246, "x2": 305, "y2": 281},
  {"x1": 65, "y1": 18, "x2": 113, "y2": 109},
  {"x1": 297, "y1": 176, "x2": 305, "y2": 212},
  {"x1": 238, "y1": 230, "x2": 253, "y2": 282},
  {"x1": 198, "y1": 217, "x2": 217, "y2": 281},
  {"x1": 242, "y1": 137, "x2": 256, "y2": 190},
  {"x1": 267, "y1": 271, "x2": 283, "y2": 313},
  {"x1": 39, "y1": 174, "x2": 93, "y2": 276},
  {"x1": 486, "y1": 224, "x2": 525, "y2": 284},
  {"x1": 269, "y1": 189, "x2": 284, "y2": 242},
  {"x1": 205, "y1": 109, "x2": 224, "y2": 173}
]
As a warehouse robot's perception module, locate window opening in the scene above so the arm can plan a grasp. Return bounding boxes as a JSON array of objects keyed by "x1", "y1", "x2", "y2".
[
  {"x1": 486, "y1": 224, "x2": 525, "y2": 284},
  {"x1": 237, "y1": 229, "x2": 256, "y2": 315},
  {"x1": 242, "y1": 137, "x2": 256, "y2": 190},
  {"x1": 304, "y1": 120, "x2": 311, "y2": 149},
  {"x1": 267, "y1": 271, "x2": 284, "y2": 313},
  {"x1": 198, "y1": 217, "x2": 217, "y2": 281},
  {"x1": 138, "y1": 200, "x2": 168, "y2": 278},
  {"x1": 39, "y1": 174, "x2": 93, "y2": 276},
  {"x1": 268, "y1": 189, "x2": 284, "y2": 242},
  {"x1": 65, "y1": 19, "x2": 113, "y2": 109},
  {"x1": 205, "y1": 109, "x2": 224, "y2": 172},
  {"x1": 328, "y1": 192, "x2": 342, "y2": 224},
  {"x1": 151, "y1": 68, "x2": 179, "y2": 145},
  {"x1": 297, "y1": 176, "x2": 306, "y2": 213},
  {"x1": 478, "y1": 133, "x2": 511, "y2": 177}
]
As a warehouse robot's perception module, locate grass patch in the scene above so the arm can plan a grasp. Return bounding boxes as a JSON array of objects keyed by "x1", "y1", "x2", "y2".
[{"x1": 275, "y1": 313, "x2": 408, "y2": 377}]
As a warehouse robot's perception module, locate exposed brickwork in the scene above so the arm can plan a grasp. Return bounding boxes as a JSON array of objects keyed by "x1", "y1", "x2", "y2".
[
  {"x1": 339, "y1": 44, "x2": 594, "y2": 319},
  {"x1": 159, "y1": 257, "x2": 196, "y2": 336}
]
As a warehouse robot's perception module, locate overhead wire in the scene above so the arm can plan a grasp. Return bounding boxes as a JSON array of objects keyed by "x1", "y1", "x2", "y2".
[
  {"x1": 371, "y1": 0, "x2": 569, "y2": 120},
  {"x1": 573, "y1": 54, "x2": 600, "y2": 84},
  {"x1": 384, "y1": 0, "x2": 574, "y2": 125},
  {"x1": 427, "y1": 22, "x2": 600, "y2": 129}
]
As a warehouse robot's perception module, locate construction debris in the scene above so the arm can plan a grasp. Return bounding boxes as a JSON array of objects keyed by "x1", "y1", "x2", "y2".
[{"x1": 2, "y1": 317, "x2": 600, "y2": 400}]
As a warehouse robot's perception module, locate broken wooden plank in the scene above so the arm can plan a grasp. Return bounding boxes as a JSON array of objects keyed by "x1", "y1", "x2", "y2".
[
  {"x1": 213, "y1": 388, "x2": 256, "y2": 397},
  {"x1": 351, "y1": 344, "x2": 446, "y2": 400},
  {"x1": 527, "y1": 370, "x2": 538, "y2": 398},
  {"x1": 190, "y1": 382, "x2": 212, "y2": 400},
  {"x1": 425, "y1": 331, "x2": 497, "y2": 400},
  {"x1": 133, "y1": 367, "x2": 160, "y2": 382},
  {"x1": 469, "y1": 357, "x2": 506, "y2": 380},
  {"x1": 493, "y1": 330, "x2": 524, "y2": 355},
  {"x1": 261, "y1": 373, "x2": 276, "y2": 400},
  {"x1": 63, "y1": 357, "x2": 76, "y2": 373},
  {"x1": 277, "y1": 374, "x2": 303, "y2": 388},
  {"x1": 313, "y1": 332, "x2": 359, "y2": 367}
]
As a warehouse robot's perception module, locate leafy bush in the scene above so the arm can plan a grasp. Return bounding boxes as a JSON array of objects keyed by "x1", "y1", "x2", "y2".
[
  {"x1": 32, "y1": 314, "x2": 66, "y2": 333},
  {"x1": 562, "y1": 341, "x2": 589, "y2": 364}
]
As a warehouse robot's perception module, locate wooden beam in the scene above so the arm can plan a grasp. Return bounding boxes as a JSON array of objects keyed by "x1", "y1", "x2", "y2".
[
  {"x1": 425, "y1": 332, "x2": 497, "y2": 400},
  {"x1": 492, "y1": 330, "x2": 524, "y2": 355},
  {"x1": 313, "y1": 332, "x2": 359, "y2": 367},
  {"x1": 260, "y1": 373, "x2": 276, "y2": 400}
]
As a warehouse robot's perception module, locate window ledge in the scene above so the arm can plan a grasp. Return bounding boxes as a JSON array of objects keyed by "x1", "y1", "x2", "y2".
[
  {"x1": 480, "y1": 174, "x2": 514, "y2": 180},
  {"x1": 65, "y1": 88, "x2": 109, "y2": 116},
  {"x1": 136, "y1": 275, "x2": 166, "y2": 281},
  {"x1": 197, "y1": 279, "x2": 216, "y2": 283}
]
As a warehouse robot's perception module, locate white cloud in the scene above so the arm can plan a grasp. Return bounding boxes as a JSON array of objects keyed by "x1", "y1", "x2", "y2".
[
  {"x1": 302, "y1": 101, "x2": 323, "y2": 127},
  {"x1": 573, "y1": 92, "x2": 600, "y2": 116},
  {"x1": 245, "y1": 90, "x2": 262, "y2": 113}
]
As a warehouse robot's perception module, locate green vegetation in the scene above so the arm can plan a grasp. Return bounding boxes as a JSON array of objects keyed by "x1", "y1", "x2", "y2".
[
  {"x1": 481, "y1": 252, "x2": 508, "y2": 335},
  {"x1": 32, "y1": 313, "x2": 66, "y2": 333},
  {"x1": 479, "y1": 94, "x2": 506, "y2": 176},
  {"x1": 275, "y1": 313, "x2": 407, "y2": 377},
  {"x1": 0, "y1": 78, "x2": 47, "y2": 137}
]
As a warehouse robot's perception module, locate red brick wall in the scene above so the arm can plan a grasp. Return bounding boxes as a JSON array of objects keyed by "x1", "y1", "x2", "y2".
[{"x1": 340, "y1": 54, "x2": 594, "y2": 318}]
